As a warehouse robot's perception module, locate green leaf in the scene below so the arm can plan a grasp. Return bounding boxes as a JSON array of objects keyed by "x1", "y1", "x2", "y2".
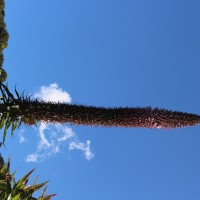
[
  {"x1": 0, "y1": 84, "x2": 8, "y2": 101},
  {"x1": 7, "y1": 194, "x2": 12, "y2": 200},
  {"x1": 40, "y1": 186, "x2": 47, "y2": 197},
  {"x1": 14, "y1": 169, "x2": 35, "y2": 190},
  {"x1": 6, "y1": 111, "x2": 9, "y2": 119},
  {"x1": 0, "y1": 88, "x2": 7, "y2": 103},
  {"x1": 1, "y1": 43, "x2": 7, "y2": 49},
  {"x1": 11, "y1": 194, "x2": 21, "y2": 200},
  {"x1": 2, "y1": 126, "x2": 8, "y2": 144},
  {"x1": 1, "y1": 84, "x2": 14, "y2": 100},
  {"x1": 33, "y1": 176, "x2": 38, "y2": 186},
  {"x1": 30, "y1": 181, "x2": 48, "y2": 192},
  {"x1": 39, "y1": 193, "x2": 56, "y2": 200},
  {"x1": 11, "y1": 169, "x2": 17, "y2": 177},
  {"x1": 0, "y1": 164, "x2": 6, "y2": 173},
  {"x1": 6, "y1": 157, "x2": 10, "y2": 172},
  {"x1": 2, "y1": 118, "x2": 11, "y2": 144},
  {"x1": 0, "y1": 181, "x2": 7, "y2": 190},
  {"x1": 15, "y1": 87, "x2": 20, "y2": 99},
  {"x1": 17, "y1": 118, "x2": 22, "y2": 129},
  {"x1": 0, "y1": 117, "x2": 4, "y2": 129},
  {"x1": 11, "y1": 121, "x2": 18, "y2": 136}
]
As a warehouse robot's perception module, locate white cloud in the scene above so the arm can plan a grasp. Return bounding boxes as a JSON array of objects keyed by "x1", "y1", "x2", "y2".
[
  {"x1": 57, "y1": 126, "x2": 75, "y2": 142},
  {"x1": 34, "y1": 83, "x2": 72, "y2": 103},
  {"x1": 25, "y1": 83, "x2": 94, "y2": 163},
  {"x1": 69, "y1": 140, "x2": 94, "y2": 161},
  {"x1": 26, "y1": 154, "x2": 39, "y2": 163},
  {"x1": 19, "y1": 136, "x2": 25, "y2": 143},
  {"x1": 25, "y1": 124, "x2": 76, "y2": 163},
  {"x1": 18, "y1": 130, "x2": 26, "y2": 143},
  {"x1": 38, "y1": 123, "x2": 51, "y2": 149}
]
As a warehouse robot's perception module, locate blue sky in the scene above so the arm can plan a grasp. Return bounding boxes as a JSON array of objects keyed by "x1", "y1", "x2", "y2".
[{"x1": 1, "y1": 0, "x2": 200, "y2": 199}]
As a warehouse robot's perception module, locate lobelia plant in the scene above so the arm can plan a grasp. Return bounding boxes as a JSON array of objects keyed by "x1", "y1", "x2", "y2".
[
  {"x1": 0, "y1": 83, "x2": 200, "y2": 144},
  {"x1": 0, "y1": 0, "x2": 199, "y2": 141},
  {"x1": 1, "y1": 0, "x2": 200, "y2": 199}
]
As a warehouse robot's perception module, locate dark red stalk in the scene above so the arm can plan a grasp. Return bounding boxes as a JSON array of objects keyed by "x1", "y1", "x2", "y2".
[{"x1": 18, "y1": 100, "x2": 200, "y2": 129}]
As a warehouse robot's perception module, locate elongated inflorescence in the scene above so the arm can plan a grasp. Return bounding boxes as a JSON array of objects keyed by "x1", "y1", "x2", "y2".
[
  {"x1": 0, "y1": 84, "x2": 199, "y2": 129},
  {"x1": 18, "y1": 100, "x2": 200, "y2": 129},
  {"x1": 0, "y1": 83, "x2": 200, "y2": 143}
]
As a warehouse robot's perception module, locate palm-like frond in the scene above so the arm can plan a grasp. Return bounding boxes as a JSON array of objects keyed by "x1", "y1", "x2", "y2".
[{"x1": 0, "y1": 156, "x2": 56, "y2": 200}]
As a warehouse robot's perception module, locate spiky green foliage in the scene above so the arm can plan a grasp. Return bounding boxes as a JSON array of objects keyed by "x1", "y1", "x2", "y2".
[
  {"x1": 0, "y1": 0, "x2": 8, "y2": 82},
  {"x1": 0, "y1": 84, "x2": 22, "y2": 143},
  {"x1": 0, "y1": 0, "x2": 8, "y2": 47},
  {"x1": 0, "y1": 83, "x2": 200, "y2": 144},
  {"x1": 0, "y1": 27, "x2": 8, "y2": 49},
  {"x1": 0, "y1": 52, "x2": 3, "y2": 68},
  {"x1": 0, "y1": 156, "x2": 56, "y2": 200},
  {"x1": 0, "y1": 68, "x2": 7, "y2": 82},
  {"x1": 0, "y1": 153, "x2": 4, "y2": 168},
  {"x1": 0, "y1": 0, "x2": 5, "y2": 10}
]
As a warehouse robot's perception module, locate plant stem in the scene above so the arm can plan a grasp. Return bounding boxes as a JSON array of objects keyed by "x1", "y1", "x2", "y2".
[{"x1": 18, "y1": 100, "x2": 200, "y2": 129}]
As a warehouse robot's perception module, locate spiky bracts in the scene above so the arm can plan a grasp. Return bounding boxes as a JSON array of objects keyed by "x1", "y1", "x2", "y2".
[{"x1": 0, "y1": 0, "x2": 8, "y2": 82}]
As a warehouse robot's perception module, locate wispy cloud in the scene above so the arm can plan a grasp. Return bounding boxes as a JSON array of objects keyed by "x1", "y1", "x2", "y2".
[
  {"x1": 38, "y1": 123, "x2": 51, "y2": 149},
  {"x1": 26, "y1": 123, "x2": 75, "y2": 162},
  {"x1": 18, "y1": 130, "x2": 26, "y2": 143},
  {"x1": 69, "y1": 140, "x2": 94, "y2": 160},
  {"x1": 24, "y1": 83, "x2": 94, "y2": 162}
]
